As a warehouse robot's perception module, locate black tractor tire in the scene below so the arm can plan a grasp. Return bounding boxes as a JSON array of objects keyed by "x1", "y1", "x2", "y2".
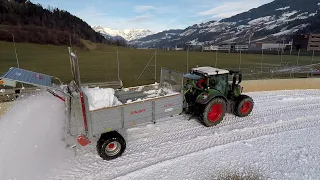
[
  {"x1": 234, "y1": 95, "x2": 254, "y2": 117},
  {"x1": 96, "y1": 131, "x2": 126, "y2": 161},
  {"x1": 202, "y1": 98, "x2": 227, "y2": 127}
]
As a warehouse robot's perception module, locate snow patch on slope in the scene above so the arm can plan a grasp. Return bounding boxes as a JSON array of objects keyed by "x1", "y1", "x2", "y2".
[
  {"x1": 180, "y1": 29, "x2": 197, "y2": 36},
  {"x1": 276, "y1": 6, "x2": 290, "y2": 11},
  {"x1": 272, "y1": 24, "x2": 310, "y2": 36},
  {"x1": 248, "y1": 16, "x2": 273, "y2": 25}
]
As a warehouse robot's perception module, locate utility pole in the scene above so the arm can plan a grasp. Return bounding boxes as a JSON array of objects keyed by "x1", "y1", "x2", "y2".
[
  {"x1": 311, "y1": 50, "x2": 315, "y2": 65},
  {"x1": 155, "y1": 50, "x2": 157, "y2": 81},
  {"x1": 296, "y1": 49, "x2": 300, "y2": 65},
  {"x1": 12, "y1": 33, "x2": 20, "y2": 68},
  {"x1": 261, "y1": 48, "x2": 264, "y2": 72},
  {"x1": 187, "y1": 44, "x2": 189, "y2": 72},
  {"x1": 215, "y1": 50, "x2": 218, "y2": 67},
  {"x1": 117, "y1": 50, "x2": 120, "y2": 81},
  {"x1": 239, "y1": 48, "x2": 242, "y2": 71},
  {"x1": 290, "y1": 38, "x2": 293, "y2": 55}
]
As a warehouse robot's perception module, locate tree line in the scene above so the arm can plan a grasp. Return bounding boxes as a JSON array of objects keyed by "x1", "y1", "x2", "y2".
[{"x1": 0, "y1": 0, "x2": 127, "y2": 47}]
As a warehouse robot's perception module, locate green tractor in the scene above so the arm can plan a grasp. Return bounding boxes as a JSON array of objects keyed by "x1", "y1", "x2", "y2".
[{"x1": 183, "y1": 66, "x2": 254, "y2": 127}]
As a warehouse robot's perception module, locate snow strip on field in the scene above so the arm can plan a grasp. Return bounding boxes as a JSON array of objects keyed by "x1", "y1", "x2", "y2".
[
  {"x1": 0, "y1": 91, "x2": 73, "y2": 180},
  {"x1": 46, "y1": 89, "x2": 320, "y2": 180},
  {"x1": 1, "y1": 89, "x2": 320, "y2": 180}
]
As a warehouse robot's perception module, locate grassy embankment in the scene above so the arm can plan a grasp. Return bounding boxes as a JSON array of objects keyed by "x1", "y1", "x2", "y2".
[{"x1": 0, "y1": 40, "x2": 316, "y2": 87}]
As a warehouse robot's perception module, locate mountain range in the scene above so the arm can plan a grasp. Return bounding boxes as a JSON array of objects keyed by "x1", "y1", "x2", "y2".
[
  {"x1": 125, "y1": 0, "x2": 320, "y2": 48},
  {"x1": 92, "y1": 26, "x2": 155, "y2": 42}
]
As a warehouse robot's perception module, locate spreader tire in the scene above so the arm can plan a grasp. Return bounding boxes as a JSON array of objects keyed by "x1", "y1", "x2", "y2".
[
  {"x1": 234, "y1": 95, "x2": 254, "y2": 117},
  {"x1": 202, "y1": 98, "x2": 226, "y2": 127},
  {"x1": 96, "y1": 131, "x2": 126, "y2": 160}
]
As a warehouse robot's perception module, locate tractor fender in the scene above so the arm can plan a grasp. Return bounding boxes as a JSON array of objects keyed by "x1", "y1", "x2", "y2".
[{"x1": 196, "y1": 90, "x2": 227, "y2": 105}]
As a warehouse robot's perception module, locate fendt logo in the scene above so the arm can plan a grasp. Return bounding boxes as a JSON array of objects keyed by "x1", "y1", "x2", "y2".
[{"x1": 131, "y1": 109, "x2": 146, "y2": 115}]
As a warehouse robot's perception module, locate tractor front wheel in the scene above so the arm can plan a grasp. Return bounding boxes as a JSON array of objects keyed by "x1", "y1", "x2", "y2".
[
  {"x1": 202, "y1": 98, "x2": 226, "y2": 127},
  {"x1": 234, "y1": 95, "x2": 254, "y2": 117}
]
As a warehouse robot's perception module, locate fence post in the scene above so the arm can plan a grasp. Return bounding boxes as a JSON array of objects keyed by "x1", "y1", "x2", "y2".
[
  {"x1": 117, "y1": 50, "x2": 120, "y2": 81},
  {"x1": 155, "y1": 50, "x2": 157, "y2": 81},
  {"x1": 186, "y1": 45, "x2": 189, "y2": 73},
  {"x1": 311, "y1": 50, "x2": 315, "y2": 65},
  {"x1": 261, "y1": 48, "x2": 263, "y2": 72},
  {"x1": 297, "y1": 49, "x2": 300, "y2": 65},
  {"x1": 280, "y1": 48, "x2": 283, "y2": 66},
  {"x1": 215, "y1": 50, "x2": 218, "y2": 67},
  {"x1": 12, "y1": 33, "x2": 20, "y2": 68},
  {"x1": 238, "y1": 48, "x2": 242, "y2": 71}
]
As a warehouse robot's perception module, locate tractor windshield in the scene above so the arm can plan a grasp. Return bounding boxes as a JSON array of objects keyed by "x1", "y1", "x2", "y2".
[
  {"x1": 183, "y1": 73, "x2": 207, "y2": 91},
  {"x1": 183, "y1": 73, "x2": 201, "y2": 80}
]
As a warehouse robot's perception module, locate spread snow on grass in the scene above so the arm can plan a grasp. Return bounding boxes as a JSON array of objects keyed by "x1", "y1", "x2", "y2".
[
  {"x1": 0, "y1": 91, "x2": 72, "y2": 180},
  {"x1": 48, "y1": 89, "x2": 320, "y2": 180}
]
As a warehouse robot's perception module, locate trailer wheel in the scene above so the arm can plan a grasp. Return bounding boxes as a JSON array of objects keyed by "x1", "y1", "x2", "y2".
[
  {"x1": 234, "y1": 95, "x2": 254, "y2": 117},
  {"x1": 96, "y1": 131, "x2": 126, "y2": 160},
  {"x1": 202, "y1": 98, "x2": 226, "y2": 127}
]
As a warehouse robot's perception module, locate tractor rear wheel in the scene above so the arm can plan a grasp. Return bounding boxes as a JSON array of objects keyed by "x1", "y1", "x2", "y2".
[
  {"x1": 96, "y1": 131, "x2": 126, "y2": 160},
  {"x1": 202, "y1": 98, "x2": 226, "y2": 127},
  {"x1": 234, "y1": 95, "x2": 254, "y2": 117}
]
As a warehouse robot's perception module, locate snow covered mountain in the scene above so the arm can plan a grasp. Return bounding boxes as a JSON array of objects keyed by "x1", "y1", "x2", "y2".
[
  {"x1": 92, "y1": 26, "x2": 156, "y2": 41},
  {"x1": 132, "y1": 0, "x2": 320, "y2": 48}
]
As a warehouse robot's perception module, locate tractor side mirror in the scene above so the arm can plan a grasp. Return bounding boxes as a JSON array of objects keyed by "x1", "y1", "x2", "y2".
[
  {"x1": 232, "y1": 75, "x2": 236, "y2": 85},
  {"x1": 238, "y1": 74, "x2": 242, "y2": 84}
]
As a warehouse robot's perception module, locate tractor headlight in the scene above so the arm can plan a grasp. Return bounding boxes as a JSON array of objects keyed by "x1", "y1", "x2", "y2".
[{"x1": 203, "y1": 94, "x2": 208, "y2": 99}]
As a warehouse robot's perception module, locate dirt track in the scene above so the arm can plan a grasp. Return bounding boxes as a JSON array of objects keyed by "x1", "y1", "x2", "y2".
[{"x1": 242, "y1": 78, "x2": 320, "y2": 92}]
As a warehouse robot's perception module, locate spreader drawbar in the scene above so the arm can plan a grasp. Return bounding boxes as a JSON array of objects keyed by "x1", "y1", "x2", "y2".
[{"x1": 0, "y1": 67, "x2": 68, "y2": 101}]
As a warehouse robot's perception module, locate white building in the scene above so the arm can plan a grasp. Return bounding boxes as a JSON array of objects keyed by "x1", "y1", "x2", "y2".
[
  {"x1": 261, "y1": 43, "x2": 286, "y2": 50},
  {"x1": 218, "y1": 45, "x2": 231, "y2": 51},
  {"x1": 235, "y1": 45, "x2": 249, "y2": 51},
  {"x1": 203, "y1": 45, "x2": 219, "y2": 51}
]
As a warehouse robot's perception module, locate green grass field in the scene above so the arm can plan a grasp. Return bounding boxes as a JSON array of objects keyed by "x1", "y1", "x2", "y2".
[{"x1": 0, "y1": 40, "x2": 318, "y2": 87}]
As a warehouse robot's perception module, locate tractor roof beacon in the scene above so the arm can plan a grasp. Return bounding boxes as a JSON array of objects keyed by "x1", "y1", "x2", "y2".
[{"x1": 183, "y1": 66, "x2": 254, "y2": 127}]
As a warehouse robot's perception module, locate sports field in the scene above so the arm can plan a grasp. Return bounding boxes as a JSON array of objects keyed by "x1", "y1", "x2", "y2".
[{"x1": 0, "y1": 40, "x2": 318, "y2": 87}]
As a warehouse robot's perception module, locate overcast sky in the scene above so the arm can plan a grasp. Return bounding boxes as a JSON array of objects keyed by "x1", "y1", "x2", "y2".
[{"x1": 31, "y1": 0, "x2": 273, "y2": 32}]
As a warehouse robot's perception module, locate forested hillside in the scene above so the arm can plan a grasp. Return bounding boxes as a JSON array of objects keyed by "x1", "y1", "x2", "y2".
[{"x1": 0, "y1": 0, "x2": 126, "y2": 47}]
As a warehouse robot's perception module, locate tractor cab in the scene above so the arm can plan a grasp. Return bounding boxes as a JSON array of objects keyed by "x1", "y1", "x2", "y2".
[
  {"x1": 183, "y1": 66, "x2": 253, "y2": 127},
  {"x1": 183, "y1": 66, "x2": 242, "y2": 98}
]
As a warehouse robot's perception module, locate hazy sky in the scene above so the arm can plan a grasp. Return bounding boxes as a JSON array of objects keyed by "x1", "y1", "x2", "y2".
[{"x1": 31, "y1": 0, "x2": 273, "y2": 32}]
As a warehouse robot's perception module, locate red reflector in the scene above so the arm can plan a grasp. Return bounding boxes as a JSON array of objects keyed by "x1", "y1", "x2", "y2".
[
  {"x1": 77, "y1": 135, "x2": 91, "y2": 146},
  {"x1": 80, "y1": 92, "x2": 88, "y2": 131}
]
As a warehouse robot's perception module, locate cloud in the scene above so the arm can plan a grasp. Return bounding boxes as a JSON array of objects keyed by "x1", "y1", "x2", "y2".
[
  {"x1": 127, "y1": 14, "x2": 154, "y2": 23},
  {"x1": 74, "y1": 5, "x2": 108, "y2": 18},
  {"x1": 134, "y1": 6, "x2": 155, "y2": 13},
  {"x1": 196, "y1": 0, "x2": 273, "y2": 19}
]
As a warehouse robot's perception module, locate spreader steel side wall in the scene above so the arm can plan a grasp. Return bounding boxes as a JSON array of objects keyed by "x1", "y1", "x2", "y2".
[
  {"x1": 123, "y1": 101, "x2": 153, "y2": 129},
  {"x1": 89, "y1": 107, "x2": 123, "y2": 136},
  {"x1": 154, "y1": 94, "x2": 183, "y2": 119}
]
